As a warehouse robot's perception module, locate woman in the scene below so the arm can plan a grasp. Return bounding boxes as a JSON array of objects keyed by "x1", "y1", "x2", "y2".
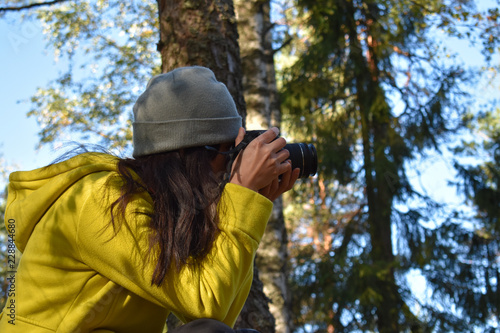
[{"x1": 0, "y1": 66, "x2": 299, "y2": 332}]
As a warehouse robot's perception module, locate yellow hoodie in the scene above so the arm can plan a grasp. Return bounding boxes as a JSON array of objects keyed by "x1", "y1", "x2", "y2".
[{"x1": 0, "y1": 152, "x2": 273, "y2": 332}]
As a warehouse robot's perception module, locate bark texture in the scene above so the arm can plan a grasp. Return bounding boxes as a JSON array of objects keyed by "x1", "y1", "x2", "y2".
[
  {"x1": 234, "y1": 0, "x2": 280, "y2": 130},
  {"x1": 235, "y1": 1, "x2": 292, "y2": 332},
  {"x1": 156, "y1": 1, "x2": 275, "y2": 331},
  {"x1": 157, "y1": 0, "x2": 246, "y2": 120}
]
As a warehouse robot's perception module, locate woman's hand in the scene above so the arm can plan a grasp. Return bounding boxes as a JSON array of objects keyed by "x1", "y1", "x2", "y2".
[
  {"x1": 229, "y1": 127, "x2": 299, "y2": 200},
  {"x1": 259, "y1": 160, "x2": 300, "y2": 201}
]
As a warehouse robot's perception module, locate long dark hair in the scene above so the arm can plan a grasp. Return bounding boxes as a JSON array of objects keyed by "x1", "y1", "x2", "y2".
[{"x1": 110, "y1": 146, "x2": 225, "y2": 286}]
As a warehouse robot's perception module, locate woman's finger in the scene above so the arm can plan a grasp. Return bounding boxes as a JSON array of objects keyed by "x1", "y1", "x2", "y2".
[
  {"x1": 255, "y1": 127, "x2": 279, "y2": 144},
  {"x1": 285, "y1": 168, "x2": 301, "y2": 191},
  {"x1": 234, "y1": 127, "x2": 246, "y2": 146},
  {"x1": 275, "y1": 149, "x2": 290, "y2": 164},
  {"x1": 276, "y1": 157, "x2": 293, "y2": 176}
]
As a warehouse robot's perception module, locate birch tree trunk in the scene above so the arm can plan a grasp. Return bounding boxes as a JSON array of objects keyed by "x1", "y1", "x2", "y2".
[
  {"x1": 156, "y1": 1, "x2": 275, "y2": 331},
  {"x1": 235, "y1": 1, "x2": 293, "y2": 332}
]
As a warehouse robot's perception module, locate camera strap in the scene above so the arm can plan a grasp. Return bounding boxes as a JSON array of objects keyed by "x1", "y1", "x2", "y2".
[
  {"x1": 204, "y1": 141, "x2": 247, "y2": 155},
  {"x1": 205, "y1": 143, "x2": 248, "y2": 185}
]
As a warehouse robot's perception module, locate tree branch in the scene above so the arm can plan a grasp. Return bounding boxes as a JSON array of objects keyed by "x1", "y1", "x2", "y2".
[
  {"x1": 0, "y1": 0, "x2": 70, "y2": 13},
  {"x1": 271, "y1": 37, "x2": 292, "y2": 55}
]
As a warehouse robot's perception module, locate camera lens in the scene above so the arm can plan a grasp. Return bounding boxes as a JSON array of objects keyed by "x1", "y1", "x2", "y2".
[{"x1": 284, "y1": 143, "x2": 318, "y2": 178}]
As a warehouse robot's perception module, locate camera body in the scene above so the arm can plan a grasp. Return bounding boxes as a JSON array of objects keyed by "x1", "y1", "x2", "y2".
[{"x1": 240, "y1": 130, "x2": 317, "y2": 179}]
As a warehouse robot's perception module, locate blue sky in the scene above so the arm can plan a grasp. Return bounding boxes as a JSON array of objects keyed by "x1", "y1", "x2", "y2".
[{"x1": 0, "y1": 18, "x2": 61, "y2": 173}]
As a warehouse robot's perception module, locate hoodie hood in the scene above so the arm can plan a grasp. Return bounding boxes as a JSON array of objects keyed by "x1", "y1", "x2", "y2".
[{"x1": 5, "y1": 152, "x2": 119, "y2": 252}]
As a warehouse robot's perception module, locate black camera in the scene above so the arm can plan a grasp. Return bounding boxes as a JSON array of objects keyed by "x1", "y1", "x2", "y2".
[{"x1": 239, "y1": 130, "x2": 318, "y2": 178}]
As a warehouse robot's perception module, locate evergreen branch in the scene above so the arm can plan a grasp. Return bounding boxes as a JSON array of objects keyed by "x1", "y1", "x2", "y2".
[
  {"x1": 0, "y1": 0, "x2": 70, "y2": 13},
  {"x1": 271, "y1": 37, "x2": 293, "y2": 55}
]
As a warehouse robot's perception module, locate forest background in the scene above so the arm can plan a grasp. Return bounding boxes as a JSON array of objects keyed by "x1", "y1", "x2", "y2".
[{"x1": 0, "y1": 0, "x2": 499, "y2": 332}]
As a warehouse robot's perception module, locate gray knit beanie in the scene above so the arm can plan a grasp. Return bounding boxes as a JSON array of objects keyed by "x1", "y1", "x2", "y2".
[{"x1": 132, "y1": 66, "x2": 242, "y2": 157}]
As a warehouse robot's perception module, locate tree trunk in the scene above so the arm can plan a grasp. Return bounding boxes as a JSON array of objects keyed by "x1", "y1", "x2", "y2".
[
  {"x1": 234, "y1": 0, "x2": 280, "y2": 130},
  {"x1": 234, "y1": 1, "x2": 292, "y2": 333},
  {"x1": 344, "y1": 0, "x2": 400, "y2": 331},
  {"x1": 157, "y1": 0, "x2": 246, "y2": 119},
  {"x1": 156, "y1": 0, "x2": 275, "y2": 331}
]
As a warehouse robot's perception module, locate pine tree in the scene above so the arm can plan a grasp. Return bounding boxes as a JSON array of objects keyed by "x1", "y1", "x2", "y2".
[
  {"x1": 451, "y1": 107, "x2": 500, "y2": 327},
  {"x1": 277, "y1": 0, "x2": 499, "y2": 331}
]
